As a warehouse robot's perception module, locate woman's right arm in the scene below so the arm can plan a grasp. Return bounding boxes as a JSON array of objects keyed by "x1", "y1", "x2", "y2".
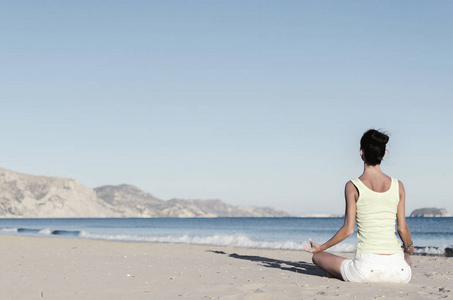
[
  {"x1": 304, "y1": 181, "x2": 357, "y2": 253},
  {"x1": 397, "y1": 180, "x2": 415, "y2": 254}
]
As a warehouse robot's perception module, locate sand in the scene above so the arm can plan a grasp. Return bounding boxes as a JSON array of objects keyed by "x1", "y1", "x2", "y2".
[{"x1": 0, "y1": 235, "x2": 451, "y2": 300}]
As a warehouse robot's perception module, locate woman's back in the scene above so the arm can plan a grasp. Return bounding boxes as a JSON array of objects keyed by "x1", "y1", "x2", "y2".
[
  {"x1": 351, "y1": 176, "x2": 403, "y2": 256},
  {"x1": 358, "y1": 173, "x2": 392, "y2": 193}
]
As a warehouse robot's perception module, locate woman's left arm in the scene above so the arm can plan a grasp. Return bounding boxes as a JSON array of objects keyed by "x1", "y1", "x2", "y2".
[
  {"x1": 304, "y1": 181, "x2": 357, "y2": 253},
  {"x1": 396, "y1": 181, "x2": 415, "y2": 254}
]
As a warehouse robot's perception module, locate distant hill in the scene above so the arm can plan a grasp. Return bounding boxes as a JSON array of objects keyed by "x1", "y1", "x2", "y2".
[
  {"x1": 94, "y1": 184, "x2": 165, "y2": 217},
  {"x1": 0, "y1": 168, "x2": 115, "y2": 218},
  {"x1": 94, "y1": 185, "x2": 289, "y2": 218},
  {"x1": 163, "y1": 198, "x2": 289, "y2": 218},
  {"x1": 410, "y1": 207, "x2": 451, "y2": 217},
  {"x1": 0, "y1": 167, "x2": 289, "y2": 218}
]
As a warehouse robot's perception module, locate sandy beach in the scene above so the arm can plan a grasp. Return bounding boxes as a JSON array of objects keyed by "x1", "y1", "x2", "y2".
[{"x1": 0, "y1": 235, "x2": 451, "y2": 300}]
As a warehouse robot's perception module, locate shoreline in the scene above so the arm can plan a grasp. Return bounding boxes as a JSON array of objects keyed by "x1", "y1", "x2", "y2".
[
  {"x1": 1, "y1": 235, "x2": 452, "y2": 299},
  {"x1": 1, "y1": 229, "x2": 452, "y2": 257},
  {"x1": 1, "y1": 217, "x2": 451, "y2": 255}
]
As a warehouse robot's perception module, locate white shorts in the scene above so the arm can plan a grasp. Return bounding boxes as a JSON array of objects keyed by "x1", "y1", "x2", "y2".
[{"x1": 340, "y1": 254, "x2": 411, "y2": 283}]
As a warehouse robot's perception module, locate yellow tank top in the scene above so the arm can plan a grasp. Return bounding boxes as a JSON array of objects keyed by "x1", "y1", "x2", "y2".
[{"x1": 351, "y1": 178, "x2": 403, "y2": 256}]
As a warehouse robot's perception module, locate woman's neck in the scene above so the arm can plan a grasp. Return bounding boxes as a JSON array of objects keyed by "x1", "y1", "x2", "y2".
[{"x1": 362, "y1": 164, "x2": 383, "y2": 176}]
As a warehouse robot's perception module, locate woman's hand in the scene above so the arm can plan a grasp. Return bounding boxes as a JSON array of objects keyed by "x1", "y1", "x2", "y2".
[
  {"x1": 405, "y1": 247, "x2": 415, "y2": 254},
  {"x1": 303, "y1": 238, "x2": 324, "y2": 253},
  {"x1": 403, "y1": 243, "x2": 416, "y2": 254}
]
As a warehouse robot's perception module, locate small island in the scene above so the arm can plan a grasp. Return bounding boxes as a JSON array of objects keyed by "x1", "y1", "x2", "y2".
[{"x1": 410, "y1": 207, "x2": 451, "y2": 217}]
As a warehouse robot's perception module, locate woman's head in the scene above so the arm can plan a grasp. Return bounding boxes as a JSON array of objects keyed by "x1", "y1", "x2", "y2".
[{"x1": 360, "y1": 129, "x2": 389, "y2": 166}]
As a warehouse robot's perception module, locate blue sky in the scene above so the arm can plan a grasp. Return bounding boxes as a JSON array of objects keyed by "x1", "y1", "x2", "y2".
[{"x1": 1, "y1": 1, "x2": 452, "y2": 215}]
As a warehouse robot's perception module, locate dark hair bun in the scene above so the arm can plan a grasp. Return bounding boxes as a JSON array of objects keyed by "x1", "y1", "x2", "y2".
[{"x1": 360, "y1": 129, "x2": 389, "y2": 165}]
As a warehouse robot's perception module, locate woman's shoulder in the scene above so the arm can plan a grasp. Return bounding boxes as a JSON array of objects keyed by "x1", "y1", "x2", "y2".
[
  {"x1": 345, "y1": 180, "x2": 360, "y2": 192},
  {"x1": 344, "y1": 180, "x2": 359, "y2": 201},
  {"x1": 348, "y1": 178, "x2": 362, "y2": 188},
  {"x1": 348, "y1": 177, "x2": 360, "y2": 183}
]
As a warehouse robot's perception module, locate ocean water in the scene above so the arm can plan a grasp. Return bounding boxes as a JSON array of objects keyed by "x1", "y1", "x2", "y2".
[{"x1": 0, "y1": 217, "x2": 451, "y2": 256}]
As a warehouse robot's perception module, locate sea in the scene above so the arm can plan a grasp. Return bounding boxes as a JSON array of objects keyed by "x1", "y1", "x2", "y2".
[{"x1": 0, "y1": 217, "x2": 452, "y2": 256}]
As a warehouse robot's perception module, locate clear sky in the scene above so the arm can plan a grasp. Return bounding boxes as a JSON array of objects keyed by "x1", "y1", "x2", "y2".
[{"x1": 1, "y1": 1, "x2": 452, "y2": 216}]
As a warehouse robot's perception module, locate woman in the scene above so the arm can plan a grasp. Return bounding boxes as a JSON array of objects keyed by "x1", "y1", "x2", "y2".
[{"x1": 303, "y1": 129, "x2": 415, "y2": 283}]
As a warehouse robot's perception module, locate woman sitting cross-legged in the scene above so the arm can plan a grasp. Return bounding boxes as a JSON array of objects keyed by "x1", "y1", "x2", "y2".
[{"x1": 303, "y1": 129, "x2": 415, "y2": 283}]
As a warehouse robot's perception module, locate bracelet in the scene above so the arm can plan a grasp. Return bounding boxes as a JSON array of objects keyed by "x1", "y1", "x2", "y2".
[{"x1": 403, "y1": 243, "x2": 414, "y2": 252}]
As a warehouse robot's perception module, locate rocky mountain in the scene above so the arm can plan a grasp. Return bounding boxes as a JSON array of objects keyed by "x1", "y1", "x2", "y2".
[
  {"x1": 0, "y1": 168, "x2": 290, "y2": 218},
  {"x1": 94, "y1": 186, "x2": 289, "y2": 218},
  {"x1": 410, "y1": 207, "x2": 451, "y2": 217},
  {"x1": 0, "y1": 168, "x2": 117, "y2": 218},
  {"x1": 163, "y1": 198, "x2": 289, "y2": 218},
  {"x1": 94, "y1": 184, "x2": 165, "y2": 217}
]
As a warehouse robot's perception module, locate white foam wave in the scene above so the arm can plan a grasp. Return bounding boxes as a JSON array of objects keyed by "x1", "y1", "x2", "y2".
[
  {"x1": 78, "y1": 231, "x2": 358, "y2": 252},
  {"x1": 415, "y1": 245, "x2": 449, "y2": 256},
  {"x1": 38, "y1": 228, "x2": 53, "y2": 235},
  {"x1": 1, "y1": 227, "x2": 18, "y2": 232}
]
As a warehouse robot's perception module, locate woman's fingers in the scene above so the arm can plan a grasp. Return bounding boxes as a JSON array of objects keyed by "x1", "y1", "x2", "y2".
[
  {"x1": 304, "y1": 239, "x2": 321, "y2": 253},
  {"x1": 304, "y1": 238, "x2": 324, "y2": 253},
  {"x1": 303, "y1": 240, "x2": 314, "y2": 252}
]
